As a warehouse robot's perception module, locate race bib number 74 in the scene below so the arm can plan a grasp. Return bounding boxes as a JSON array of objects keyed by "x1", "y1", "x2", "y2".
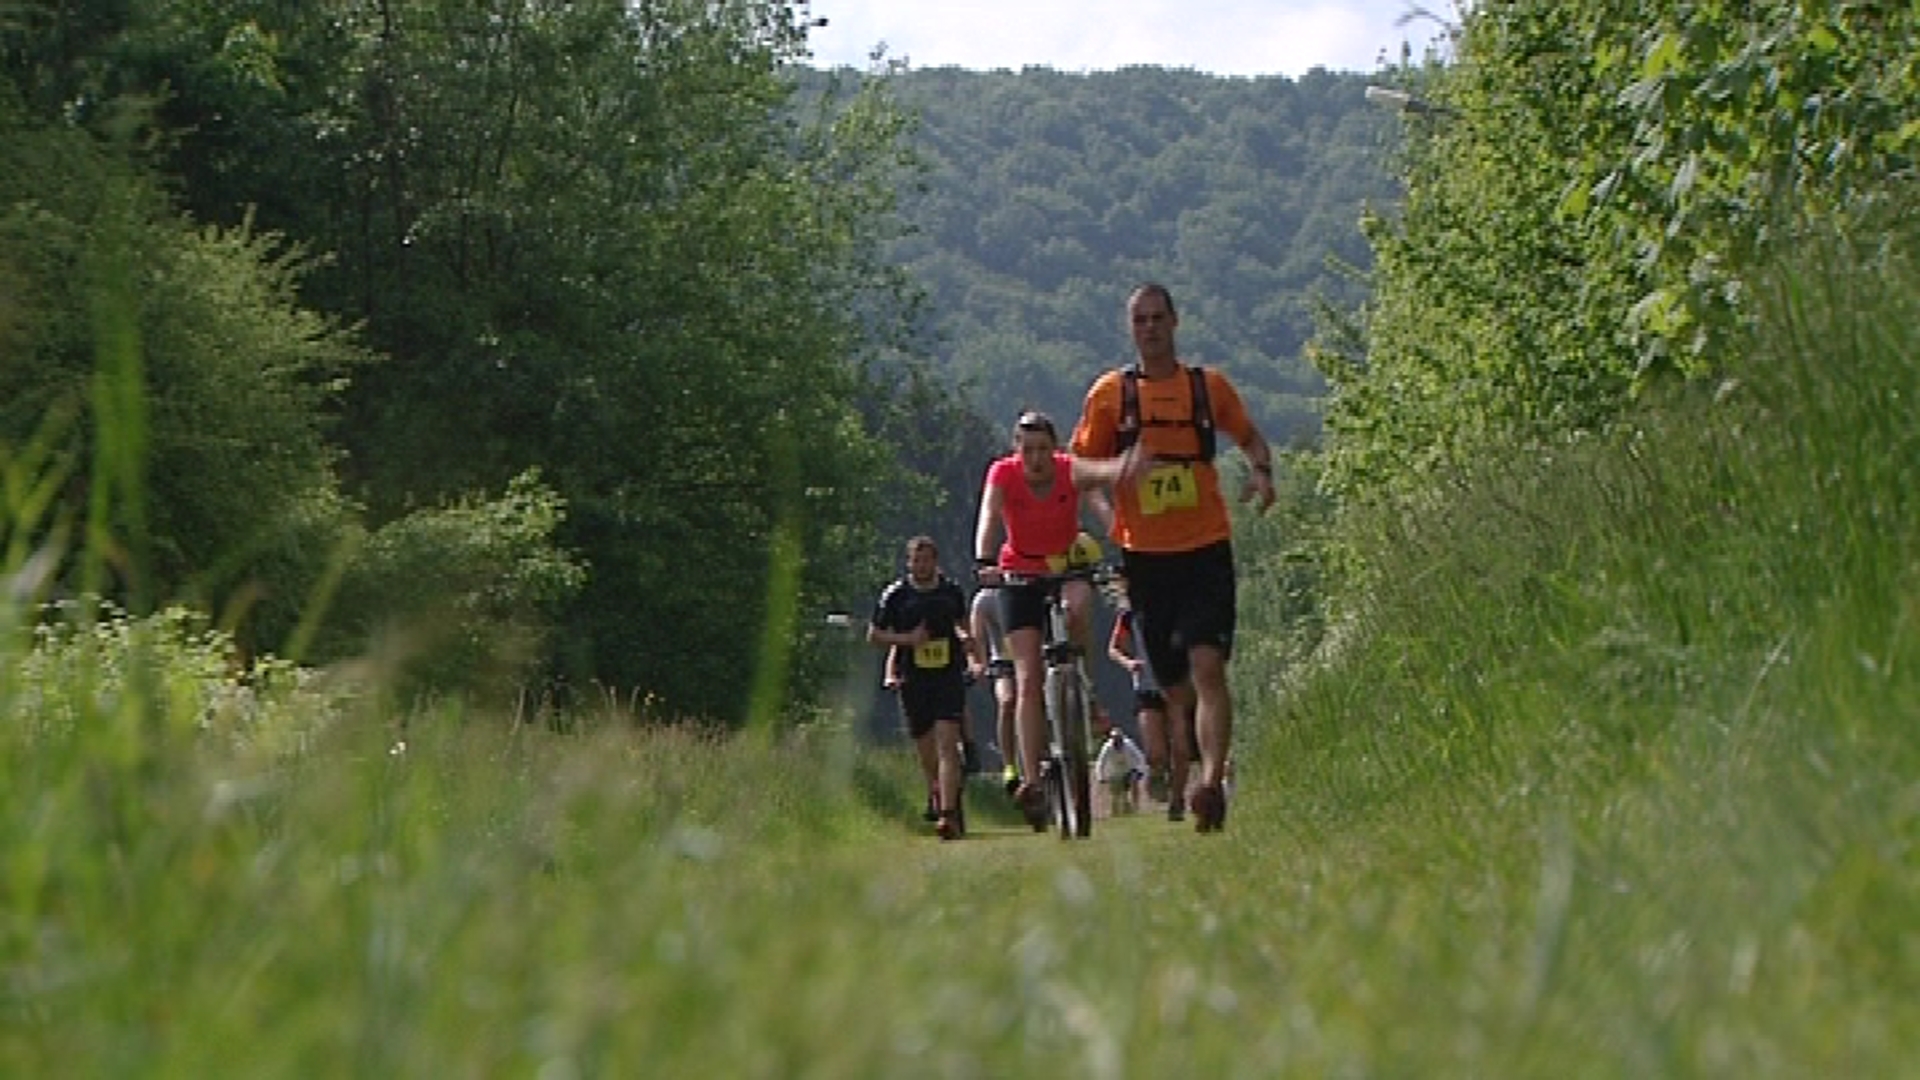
[{"x1": 1139, "y1": 463, "x2": 1199, "y2": 515}]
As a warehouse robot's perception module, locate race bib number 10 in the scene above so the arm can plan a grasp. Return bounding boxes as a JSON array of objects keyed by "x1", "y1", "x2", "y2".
[
  {"x1": 1139, "y1": 463, "x2": 1199, "y2": 515},
  {"x1": 913, "y1": 638, "x2": 951, "y2": 669}
]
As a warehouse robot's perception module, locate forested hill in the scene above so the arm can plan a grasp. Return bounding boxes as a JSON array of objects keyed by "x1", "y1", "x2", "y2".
[{"x1": 872, "y1": 65, "x2": 1400, "y2": 446}]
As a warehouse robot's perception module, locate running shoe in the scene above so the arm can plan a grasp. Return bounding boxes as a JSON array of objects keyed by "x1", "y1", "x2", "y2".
[
  {"x1": 1015, "y1": 782, "x2": 1049, "y2": 831},
  {"x1": 1192, "y1": 784, "x2": 1227, "y2": 833},
  {"x1": 1002, "y1": 765, "x2": 1021, "y2": 797},
  {"x1": 935, "y1": 812, "x2": 962, "y2": 841},
  {"x1": 1167, "y1": 796, "x2": 1186, "y2": 823},
  {"x1": 922, "y1": 794, "x2": 939, "y2": 823}
]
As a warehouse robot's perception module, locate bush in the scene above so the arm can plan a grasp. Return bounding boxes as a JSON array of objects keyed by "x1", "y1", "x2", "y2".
[{"x1": 319, "y1": 470, "x2": 587, "y2": 705}]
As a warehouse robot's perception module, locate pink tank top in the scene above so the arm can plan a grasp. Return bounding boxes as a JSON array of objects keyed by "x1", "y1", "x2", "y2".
[{"x1": 987, "y1": 453, "x2": 1079, "y2": 574}]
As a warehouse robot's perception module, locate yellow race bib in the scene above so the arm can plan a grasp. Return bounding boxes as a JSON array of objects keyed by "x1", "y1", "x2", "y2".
[
  {"x1": 1044, "y1": 532, "x2": 1103, "y2": 572},
  {"x1": 912, "y1": 638, "x2": 951, "y2": 669},
  {"x1": 1139, "y1": 463, "x2": 1199, "y2": 515}
]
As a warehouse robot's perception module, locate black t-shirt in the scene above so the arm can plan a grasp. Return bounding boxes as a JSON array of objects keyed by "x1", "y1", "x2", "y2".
[{"x1": 871, "y1": 574, "x2": 969, "y2": 682}]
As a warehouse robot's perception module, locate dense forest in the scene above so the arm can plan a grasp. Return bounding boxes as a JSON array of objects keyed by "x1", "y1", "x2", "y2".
[
  {"x1": 3, "y1": 1, "x2": 928, "y2": 723},
  {"x1": 875, "y1": 64, "x2": 1397, "y2": 449}
]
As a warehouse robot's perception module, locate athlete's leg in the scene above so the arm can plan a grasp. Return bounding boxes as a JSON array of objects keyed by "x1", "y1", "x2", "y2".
[
  {"x1": 934, "y1": 717, "x2": 964, "y2": 819},
  {"x1": 1188, "y1": 643, "x2": 1232, "y2": 790},
  {"x1": 1006, "y1": 626, "x2": 1047, "y2": 787},
  {"x1": 1138, "y1": 696, "x2": 1169, "y2": 796},
  {"x1": 913, "y1": 724, "x2": 939, "y2": 817},
  {"x1": 1061, "y1": 578, "x2": 1097, "y2": 661},
  {"x1": 1181, "y1": 542, "x2": 1237, "y2": 829},
  {"x1": 994, "y1": 671, "x2": 1019, "y2": 789},
  {"x1": 1161, "y1": 681, "x2": 1194, "y2": 817}
]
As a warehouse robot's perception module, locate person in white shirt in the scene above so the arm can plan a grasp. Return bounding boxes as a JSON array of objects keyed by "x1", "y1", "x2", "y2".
[{"x1": 1094, "y1": 721, "x2": 1149, "y2": 816}]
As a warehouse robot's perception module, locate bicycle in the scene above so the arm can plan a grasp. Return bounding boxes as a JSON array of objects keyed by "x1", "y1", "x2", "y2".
[{"x1": 1001, "y1": 564, "x2": 1117, "y2": 840}]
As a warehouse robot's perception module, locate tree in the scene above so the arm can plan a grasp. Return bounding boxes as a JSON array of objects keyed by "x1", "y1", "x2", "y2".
[
  {"x1": 0, "y1": 86, "x2": 367, "y2": 652},
  {"x1": 228, "y1": 0, "x2": 926, "y2": 720},
  {"x1": 1317, "y1": 0, "x2": 1920, "y2": 504}
]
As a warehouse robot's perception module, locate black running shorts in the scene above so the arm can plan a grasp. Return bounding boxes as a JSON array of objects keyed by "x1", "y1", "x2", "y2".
[
  {"x1": 898, "y1": 673, "x2": 967, "y2": 739},
  {"x1": 1120, "y1": 540, "x2": 1236, "y2": 689}
]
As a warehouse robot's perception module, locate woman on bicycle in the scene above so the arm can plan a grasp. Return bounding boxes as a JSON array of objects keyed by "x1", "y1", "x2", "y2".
[{"x1": 972, "y1": 410, "x2": 1142, "y2": 826}]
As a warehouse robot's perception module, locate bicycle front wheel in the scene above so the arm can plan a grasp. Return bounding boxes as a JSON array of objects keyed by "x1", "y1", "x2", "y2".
[
  {"x1": 1048, "y1": 667, "x2": 1094, "y2": 839},
  {"x1": 1045, "y1": 756, "x2": 1072, "y2": 840},
  {"x1": 1064, "y1": 712, "x2": 1093, "y2": 838}
]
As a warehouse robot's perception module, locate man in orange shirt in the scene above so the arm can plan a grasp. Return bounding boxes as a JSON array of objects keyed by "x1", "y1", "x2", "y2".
[{"x1": 1070, "y1": 283, "x2": 1276, "y2": 832}]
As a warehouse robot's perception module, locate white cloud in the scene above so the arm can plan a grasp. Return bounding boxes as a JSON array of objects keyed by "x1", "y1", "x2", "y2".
[{"x1": 804, "y1": 0, "x2": 1451, "y2": 77}]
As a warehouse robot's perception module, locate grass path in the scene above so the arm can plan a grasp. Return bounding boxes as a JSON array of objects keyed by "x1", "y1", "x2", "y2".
[{"x1": 890, "y1": 776, "x2": 1245, "y2": 915}]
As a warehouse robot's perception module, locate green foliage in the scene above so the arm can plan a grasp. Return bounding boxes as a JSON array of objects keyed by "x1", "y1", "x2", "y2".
[
  {"x1": 4, "y1": 2, "x2": 936, "y2": 719},
  {"x1": 1227, "y1": 451, "x2": 1336, "y2": 720},
  {"x1": 0, "y1": 90, "x2": 370, "y2": 648},
  {"x1": 1266, "y1": 202, "x2": 1920, "y2": 1074},
  {"x1": 852, "y1": 354, "x2": 1002, "y2": 583},
  {"x1": 6, "y1": 8, "x2": 1920, "y2": 1074},
  {"x1": 6, "y1": 601, "x2": 335, "y2": 748},
  {"x1": 135, "y1": 218, "x2": 365, "y2": 599},
  {"x1": 322, "y1": 470, "x2": 586, "y2": 703},
  {"x1": 0, "y1": 609, "x2": 931, "y2": 1075},
  {"x1": 1596, "y1": 0, "x2": 1919, "y2": 373},
  {"x1": 1, "y1": 73, "x2": 584, "y2": 699},
  {"x1": 200, "y1": 1, "x2": 927, "y2": 718},
  {"x1": 1322, "y1": 0, "x2": 1920, "y2": 503}
]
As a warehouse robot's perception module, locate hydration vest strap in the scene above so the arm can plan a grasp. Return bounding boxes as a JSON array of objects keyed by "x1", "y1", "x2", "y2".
[{"x1": 1115, "y1": 365, "x2": 1215, "y2": 462}]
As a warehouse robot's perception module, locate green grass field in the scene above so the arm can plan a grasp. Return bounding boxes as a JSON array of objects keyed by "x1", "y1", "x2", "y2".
[{"x1": 4, "y1": 229, "x2": 1918, "y2": 1077}]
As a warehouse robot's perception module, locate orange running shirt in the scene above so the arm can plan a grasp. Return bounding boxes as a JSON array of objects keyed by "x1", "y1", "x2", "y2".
[{"x1": 1071, "y1": 364, "x2": 1254, "y2": 553}]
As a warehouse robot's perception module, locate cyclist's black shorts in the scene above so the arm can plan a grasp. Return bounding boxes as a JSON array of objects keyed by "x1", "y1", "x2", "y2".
[
  {"x1": 985, "y1": 658, "x2": 1015, "y2": 681},
  {"x1": 995, "y1": 580, "x2": 1051, "y2": 635},
  {"x1": 1121, "y1": 540, "x2": 1236, "y2": 689},
  {"x1": 898, "y1": 673, "x2": 967, "y2": 739},
  {"x1": 1133, "y1": 687, "x2": 1167, "y2": 711}
]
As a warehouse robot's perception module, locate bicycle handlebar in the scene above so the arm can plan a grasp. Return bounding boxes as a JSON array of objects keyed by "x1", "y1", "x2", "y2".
[{"x1": 987, "y1": 563, "x2": 1122, "y2": 591}]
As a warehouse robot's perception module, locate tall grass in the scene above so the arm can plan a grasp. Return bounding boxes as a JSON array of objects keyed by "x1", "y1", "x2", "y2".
[
  {"x1": 1269, "y1": 216, "x2": 1920, "y2": 1073},
  {"x1": 4, "y1": 214, "x2": 1917, "y2": 1077}
]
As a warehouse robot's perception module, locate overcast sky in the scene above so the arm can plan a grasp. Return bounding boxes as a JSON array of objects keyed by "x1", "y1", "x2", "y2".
[{"x1": 802, "y1": 1, "x2": 1454, "y2": 78}]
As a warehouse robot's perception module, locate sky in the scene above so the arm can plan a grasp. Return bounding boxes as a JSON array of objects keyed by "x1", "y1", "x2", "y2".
[{"x1": 802, "y1": 1, "x2": 1453, "y2": 79}]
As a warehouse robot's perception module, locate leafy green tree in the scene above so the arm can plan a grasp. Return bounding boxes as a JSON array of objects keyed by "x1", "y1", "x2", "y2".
[
  {"x1": 1318, "y1": 0, "x2": 1920, "y2": 504},
  {"x1": 0, "y1": 87, "x2": 367, "y2": 654},
  {"x1": 6, "y1": 2, "x2": 943, "y2": 720},
  {"x1": 254, "y1": 0, "x2": 925, "y2": 720}
]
